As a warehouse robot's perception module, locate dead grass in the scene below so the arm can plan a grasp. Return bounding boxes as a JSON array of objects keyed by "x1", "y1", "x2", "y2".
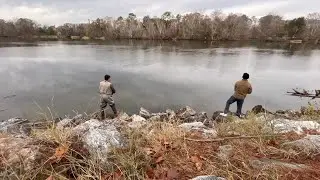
[
  {"x1": 1, "y1": 113, "x2": 320, "y2": 180},
  {"x1": 301, "y1": 102, "x2": 320, "y2": 121}
]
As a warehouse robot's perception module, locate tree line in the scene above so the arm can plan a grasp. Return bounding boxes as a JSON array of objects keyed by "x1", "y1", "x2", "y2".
[{"x1": 1, "y1": 11, "x2": 320, "y2": 41}]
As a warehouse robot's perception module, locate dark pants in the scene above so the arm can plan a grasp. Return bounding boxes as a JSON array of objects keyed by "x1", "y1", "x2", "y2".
[{"x1": 224, "y1": 96, "x2": 244, "y2": 116}]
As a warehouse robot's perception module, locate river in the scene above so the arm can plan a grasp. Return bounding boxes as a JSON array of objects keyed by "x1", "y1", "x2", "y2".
[{"x1": 0, "y1": 40, "x2": 318, "y2": 120}]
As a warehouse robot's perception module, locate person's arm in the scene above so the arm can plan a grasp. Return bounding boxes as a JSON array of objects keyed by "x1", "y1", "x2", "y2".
[
  {"x1": 248, "y1": 84, "x2": 252, "y2": 94},
  {"x1": 99, "y1": 82, "x2": 102, "y2": 94},
  {"x1": 234, "y1": 82, "x2": 238, "y2": 91},
  {"x1": 110, "y1": 84, "x2": 116, "y2": 94}
]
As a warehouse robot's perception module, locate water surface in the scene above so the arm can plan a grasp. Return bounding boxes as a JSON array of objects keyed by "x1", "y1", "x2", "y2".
[{"x1": 0, "y1": 41, "x2": 318, "y2": 120}]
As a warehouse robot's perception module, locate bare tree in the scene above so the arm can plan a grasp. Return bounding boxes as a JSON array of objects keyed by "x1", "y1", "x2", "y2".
[
  {"x1": 259, "y1": 14, "x2": 285, "y2": 40},
  {"x1": 306, "y1": 13, "x2": 320, "y2": 41},
  {"x1": 0, "y1": 11, "x2": 320, "y2": 41},
  {"x1": 14, "y1": 18, "x2": 37, "y2": 38}
]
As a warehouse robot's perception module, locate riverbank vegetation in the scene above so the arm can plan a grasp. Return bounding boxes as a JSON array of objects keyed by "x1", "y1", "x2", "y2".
[
  {"x1": 1, "y1": 104, "x2": 320, "y2": 179},
  {"x1": 1, "y1": 12, "x2": 320, "y2": 42}
]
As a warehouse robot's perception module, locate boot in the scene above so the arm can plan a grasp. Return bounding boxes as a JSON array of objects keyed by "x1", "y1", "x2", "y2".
[
  {"x1": 111, "y1": 105, "x2": 118, "y2": 118},
  {"x1": 100, "y1": 110, "x2": 105, "y2": 120}
]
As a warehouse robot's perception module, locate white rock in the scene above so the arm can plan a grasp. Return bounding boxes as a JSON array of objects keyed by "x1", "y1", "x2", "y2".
[
  {"x1": 179, "y1": 122, "x2": 206, "y2": 130},
  {"x1": 72, "y1": 119, "x2": 102, "y2": 136},
  {"x1": 83, "y1": 124, "x2": 123, "y2": 157},
  {"x1": 202, "y1": 129, "x2": 218, "y2": 138},
  {"x1": 139, "y1": 107, "x2": 151, "y2": 119},
  {"x1": 127, "y1": 115, "x2": 147, "y2": 129},
  {"x1": 269, "y1": 119, "x2": 320, "y2": 134},
  {"x1": 191, "y1": 176, "x2": 226, "y2": 180},
  {"x1": 281, "y1": 135, "x2": 320, "y2": 155},
  {"x1": 72, "y1": 119, "x2": 124, "y2": 158}
]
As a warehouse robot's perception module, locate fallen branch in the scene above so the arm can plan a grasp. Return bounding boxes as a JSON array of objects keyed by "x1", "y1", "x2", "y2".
[
  {"x1": 287, "y1": 89, "x2": 320, "y2": 99},
  {"x1": 185, "y1": 134, "x2": 283, "y2": 142}
]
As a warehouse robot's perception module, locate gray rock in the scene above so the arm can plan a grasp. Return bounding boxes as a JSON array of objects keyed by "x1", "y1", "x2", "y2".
[
  {"x1": 281, "y1": 135, "x2": 320, "y2": 155},
  {"x1": 149, "y1": 115, "x2": 161, "y2": 121},
  {"x1": 276, "y1": 110, "x2": 286, "y2": 114},
  {"x1": 211, "y1": 111, "x2": 226, "y2": 123},
  {"x1": 252, "y1": 105, "x2": 269, "y2": 114},
  {"x1": 127, "y1": 115, "x2": 147, "y2": 129},
  {"x1": 56, "y1": 118, "x2": 74, "y2": 130},
  {"x1": 139, "y1": 107, "x2": 151, "y2": 119},
  {"x1": 166, "y1": 109, "x2": 176, "y2": 120},
  {"x1": 250, "y1": 159, "x2": 308, "y2": 170},
  {"x1": 72, "y1": 119, "x2": 124, "y2": 158},
  {"x1": 179, "y1": 122, "x2": 217, "y2": 137},
  {"x1": 190, "y1": 112, "x2": 208, "y2": 122},
  {"x1": 176, "y1": 106, "x2": 209, "y2": 123},
  {"x1": 179, "y1": 122, "x2": 206, "y2": 130},
  {"x1": 151, "y1": 112, "x2": 168, "y2": 121},
  {"x1": 0, "y1": 118, "x2": 30, "y2": 136},
  {"x1": 191, "y1": 176, "x2": 226, "y2": 180},
  {"x1": 176, "y1": 106, "x2": 197, "y2": 120},
  {"x1": 217, "y1": 145, "x2": 233, "y2": 161}
]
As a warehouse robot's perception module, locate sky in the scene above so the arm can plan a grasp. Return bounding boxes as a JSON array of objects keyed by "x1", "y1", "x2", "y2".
[{"x1": 0, "y1": 0, "x2": 318, "y2": 25}]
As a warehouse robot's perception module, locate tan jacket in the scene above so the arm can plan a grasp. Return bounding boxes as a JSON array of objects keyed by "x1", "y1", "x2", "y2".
[
  {"x1": 99, "y1": 80, "x2": 116, "y2": 97},
  {"x1": 233, "y1": 80, "x2": 252, "y2": 99}
]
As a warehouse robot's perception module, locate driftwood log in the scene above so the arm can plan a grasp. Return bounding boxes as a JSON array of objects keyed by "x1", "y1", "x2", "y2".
[{"x1": 287, "y1": 89, "x2": 320, "y2": 99}]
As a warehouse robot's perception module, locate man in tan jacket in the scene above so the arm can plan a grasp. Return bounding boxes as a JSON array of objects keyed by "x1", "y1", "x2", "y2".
[
  {"x1": 221, "y1": 73, "x2": 252, "y2": 118},
  {"x1": 99, "y1": 74, "x2": 118, "y2": 119}
]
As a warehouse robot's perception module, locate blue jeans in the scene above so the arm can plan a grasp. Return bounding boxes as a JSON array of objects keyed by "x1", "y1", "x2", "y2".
[{"x1": 224, "y1": 96, "x2": 244, "y2": 116}]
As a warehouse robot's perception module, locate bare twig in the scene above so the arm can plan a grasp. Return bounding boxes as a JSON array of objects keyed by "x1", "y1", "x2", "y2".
[{"x1": 185, "y1": 134, "x2": 282, "y2": 142}]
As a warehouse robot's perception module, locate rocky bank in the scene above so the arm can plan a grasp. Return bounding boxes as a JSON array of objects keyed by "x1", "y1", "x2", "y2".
[{"x1": 0, "y1": 105, "x2": 320, "y2": 179}]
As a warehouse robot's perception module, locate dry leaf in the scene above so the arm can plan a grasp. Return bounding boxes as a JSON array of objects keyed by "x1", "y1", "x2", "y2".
[
  {"x1": 155, "y1": 155, "x2": 164, "y2": 164},
  {"x1": 146, "y1": 167, "x2": 155, "y2": 179},
  {"x1": 53, "y1": 143, "x2": 70, "y2": 161},
  {"x1": 152, "y1": 145, "x2": 163, "y2": 154},
  {"x1": 190, "y1": 155, "x2": 203, "y2": 171},
  {"x1": 144, "y1": 148, "x2": 155, "y2": 156},
  {"x1": 113, "y1": 170, "x2": 122, "y2": 180},
  {"x1": 46, "y1": 175, "x2": 54, "y2": 180},
  {"x1": 166, "y1": 169, "x2": 179, "y2": 179},
  {"x1": 101, "y1": 170, "x2": 123, "y2": 180}
]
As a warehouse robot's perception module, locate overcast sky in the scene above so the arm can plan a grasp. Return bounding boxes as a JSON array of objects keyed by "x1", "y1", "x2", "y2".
[{"x1": 0, "y1": 0, "x2": 318, "y2": 25}]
